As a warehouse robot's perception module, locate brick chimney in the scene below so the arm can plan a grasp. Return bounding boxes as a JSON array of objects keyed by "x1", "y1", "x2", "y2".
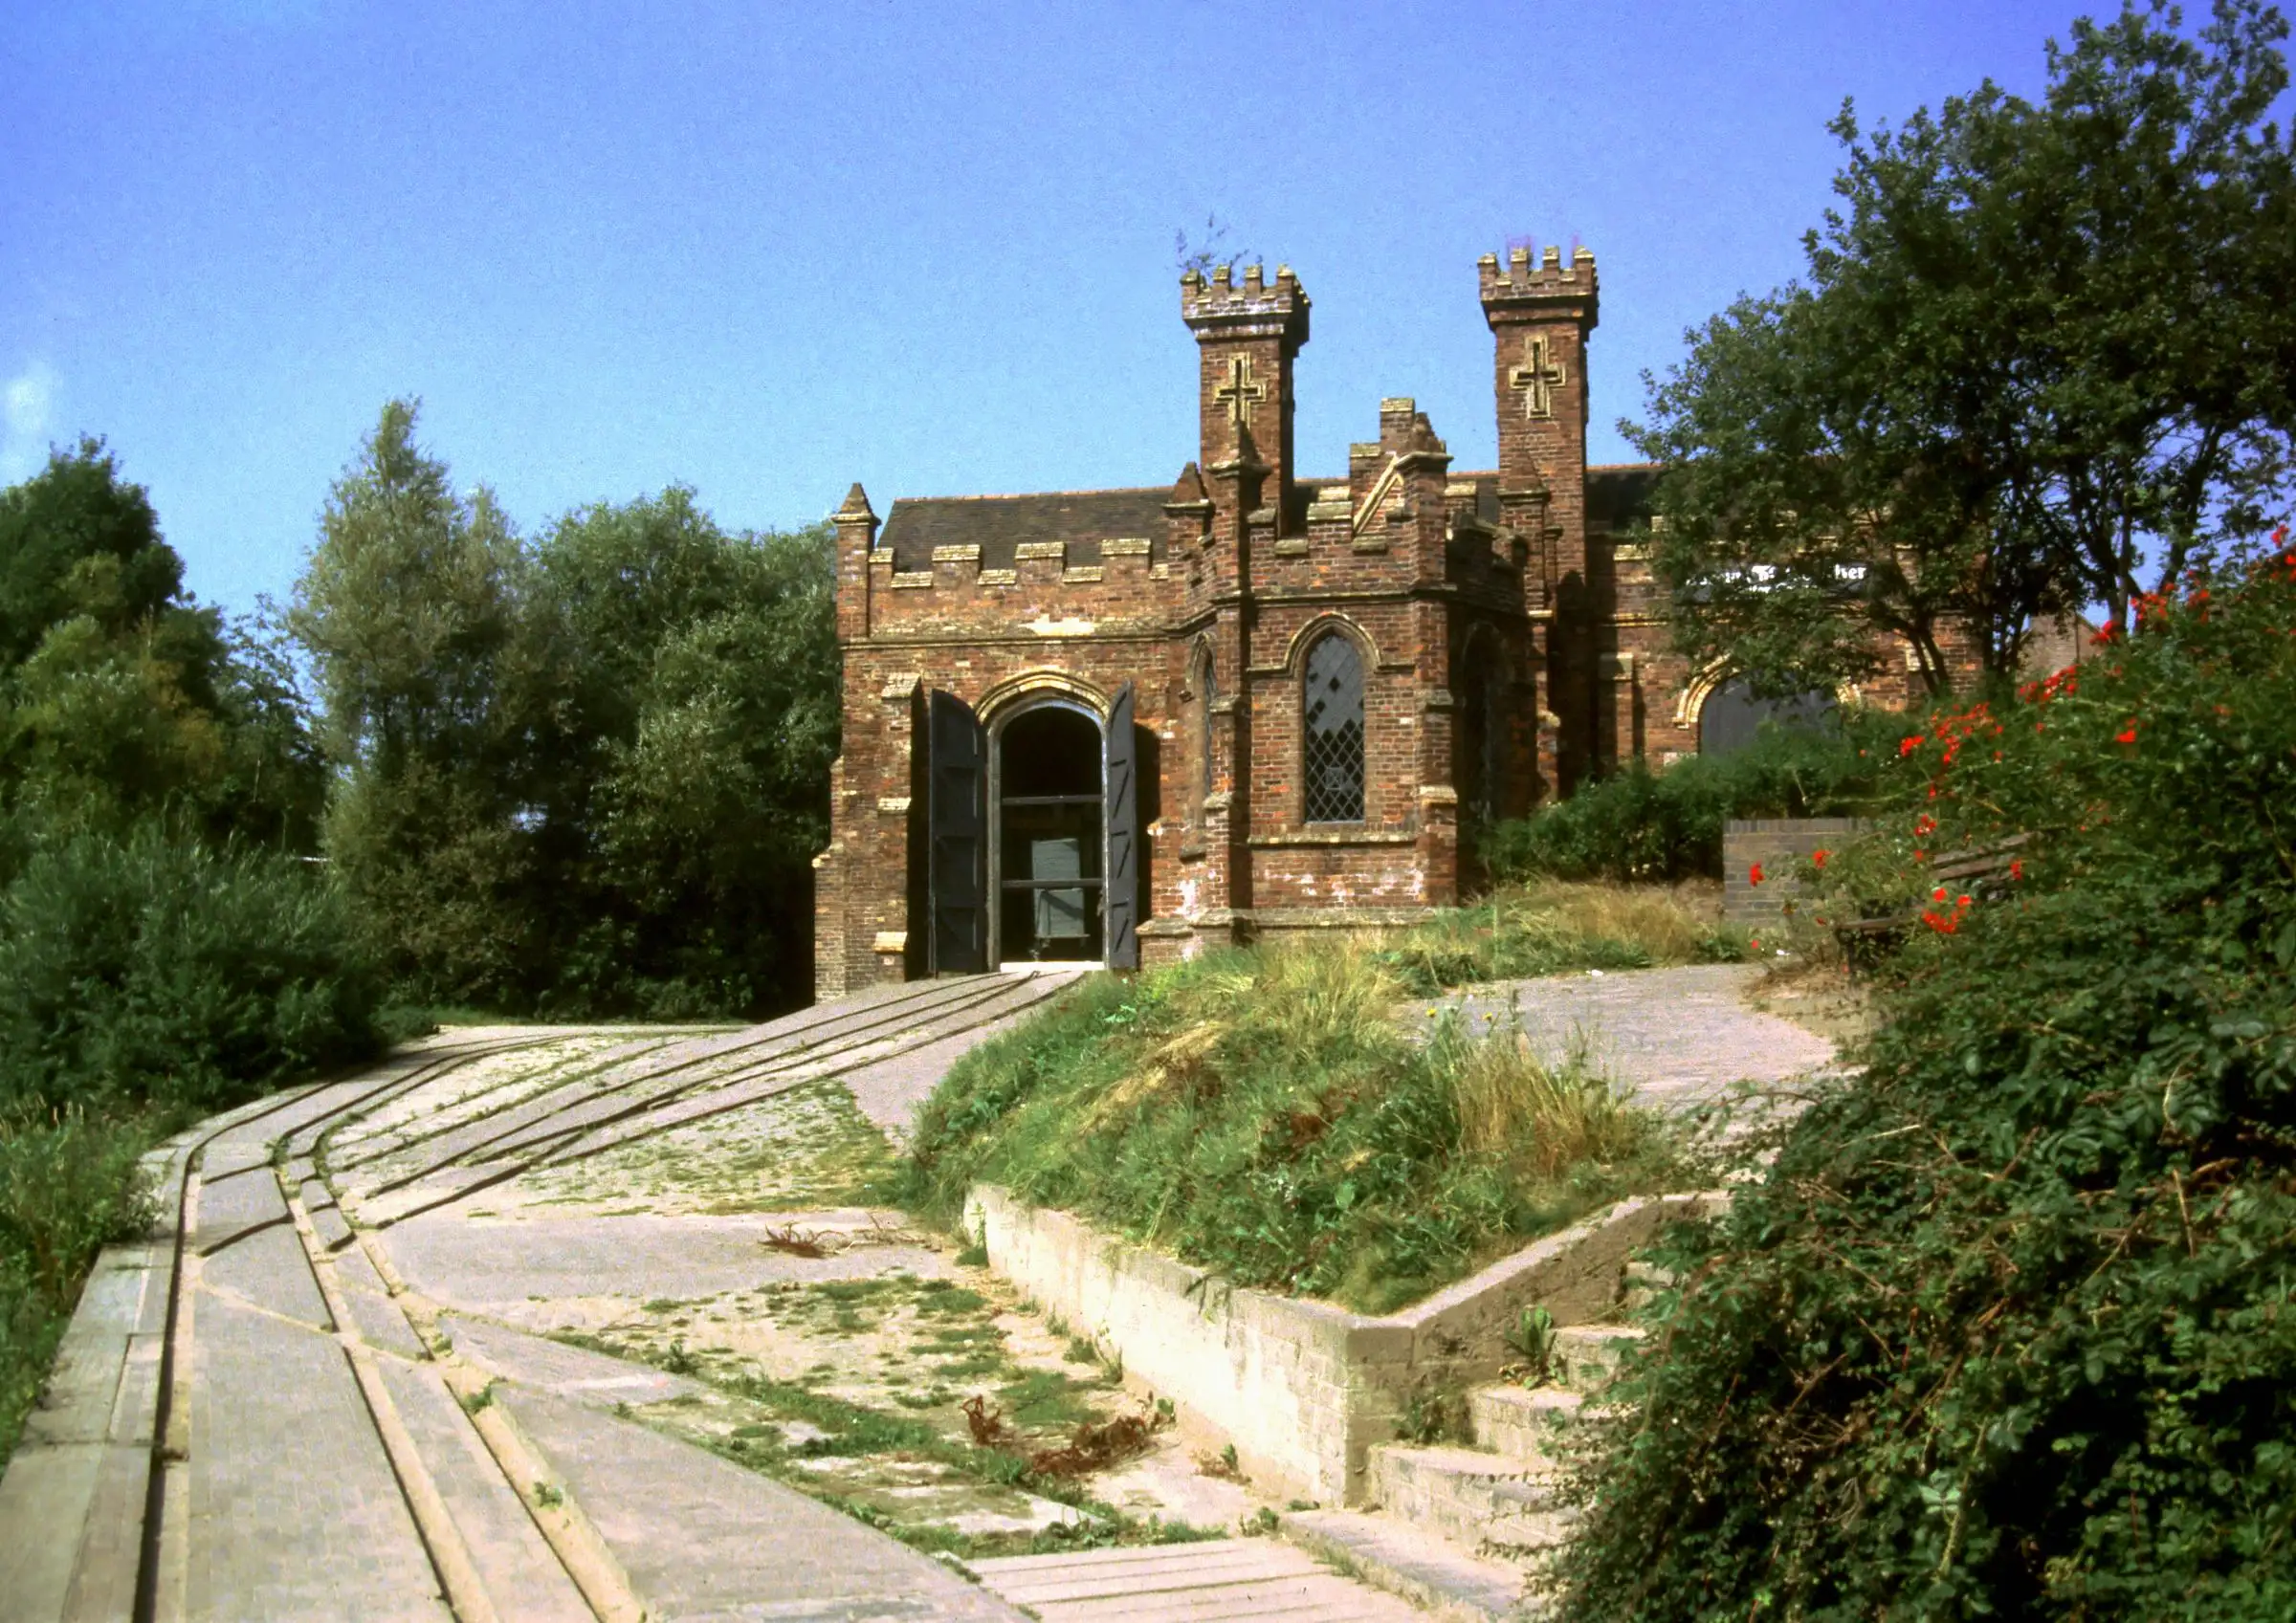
[{"x1": 1180, "y1": 264, "x2": 1311, "y2": 548}]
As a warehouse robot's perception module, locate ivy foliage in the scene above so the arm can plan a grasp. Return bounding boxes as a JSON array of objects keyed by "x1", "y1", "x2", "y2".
[{"x1": 1555, "y1": 539, "x2": 2296, "y2": 1618}]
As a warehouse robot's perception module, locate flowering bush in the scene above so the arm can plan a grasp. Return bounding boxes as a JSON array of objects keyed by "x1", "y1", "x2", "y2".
[{"x1": 1556, "y1": 545, "x2": 2296, "y2": 1619}]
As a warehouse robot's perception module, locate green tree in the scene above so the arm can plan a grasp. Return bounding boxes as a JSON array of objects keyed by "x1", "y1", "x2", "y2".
[
  {"x1": 291, "y1": 400, "x2": 541, "y2": 1002},
  {"x1": 291, "y1": 406, "x2": 839, "y2": 1016},
  {"x1": 0, "y1": 441, "x2": 324, "y2": 852},
  {"x1": 1635, "y1": 0, "x2": 2296, "y2": 695},
  {"x1": 531, "y1": 492, "x2": 837, "y2": 1015}
]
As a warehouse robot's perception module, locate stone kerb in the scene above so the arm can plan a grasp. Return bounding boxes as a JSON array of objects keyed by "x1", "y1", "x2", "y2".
[
  {"x1": 0, "y1": 1129, "x2": 199, "y2": 1623},
  {"x1": 1722, "y1": 817, "x2": 1870, "y2": 924},
  {"x1": 966, "y1": 1184, "x2": 1728, "y2": 1509}
]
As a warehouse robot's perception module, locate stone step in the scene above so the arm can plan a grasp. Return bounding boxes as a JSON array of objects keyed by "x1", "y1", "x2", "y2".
[
  {"x1": 1617, "y1": 1259, "x2": 1677, "y2": 1315},
  {"x1": 1551, "y1": 1325, "x2": 1644, "y2": 1394},
  {"x1": 1282, "y1": 1508, "x2": 1542, "y2": 1622},
  {"x1": 1469, "y1": 1385, "x2": 1578, "y2": 1464},
  {"x1": 1369, "y1": 1444, "x2": 1574, "y2": 1561}
]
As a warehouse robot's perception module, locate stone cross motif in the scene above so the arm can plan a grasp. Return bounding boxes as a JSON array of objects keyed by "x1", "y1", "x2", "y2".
[
  {"x1": 1510, "y1": 335, "x2": 1568, "y2": 420},
  {"x1": 1213, "y1": 355, "x2": 1266, "y2": 428}
]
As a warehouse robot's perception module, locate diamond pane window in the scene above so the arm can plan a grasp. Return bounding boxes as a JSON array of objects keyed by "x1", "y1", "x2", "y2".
[{"x1": 1302, "y1": 632, "x2": 1365, "y2": 822}]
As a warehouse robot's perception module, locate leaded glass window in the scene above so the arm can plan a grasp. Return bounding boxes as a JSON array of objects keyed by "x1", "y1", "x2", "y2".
[{"x1": 1303, "y1": 631, "x2": 1365, "y2": 822}]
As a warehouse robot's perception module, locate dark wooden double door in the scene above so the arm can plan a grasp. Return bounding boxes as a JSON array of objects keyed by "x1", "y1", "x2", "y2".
[{"x1": 926, "y1": 684, "x2": 1139, "y2": 975}]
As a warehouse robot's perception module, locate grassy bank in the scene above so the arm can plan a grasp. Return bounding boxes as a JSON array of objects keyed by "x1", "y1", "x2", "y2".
[
  {"x1": 0, "y1": 1106, "x2": 165, "y2": 1460},
  {"x1": 908, "y1": 943, "x2": 1698, "y2": 1314}
]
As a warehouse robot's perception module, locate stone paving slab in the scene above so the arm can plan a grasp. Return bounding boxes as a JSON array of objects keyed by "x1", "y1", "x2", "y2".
[
  {"x1": 201, "y1": 1222, "x2": 331, "y2": 1329},
  {"x1": 370, "y1": 1357, "x2": 594, "y2": 1621},
  {"x1": 1282, "y1": 1508, "x2": 1531, "y2": 1621},
  {"x1": 190, "y1": 1161, "x2": 288, "y2": 1245},
  {"x1": 845, "y1": 974, "x2": 1084, "y2": 1143},
  {"x1": 969, "y1": 1539, "x2": 1423, "y2": 1622},
  {"x1": 186, "y1": 1294, "x2": 450, "y2": 1621},
  {"x1": 1446, "y1": 962, "x2": 1838, "y2": 1113},
  {"x1": 380, "y1": 1210, "x2": 954, "y2": 1309},
  {"x1": 0, "y1": 1443, "x2": 108, "y2": 1622},
  {"x1": 501, "y1": 1383, "x2": 1024, "y2": 1621},
  {"x1": 440, "y1": 1313, "x2": 707, "y2": 1407},
  {"x1": 337, "y1": 1283, "x2": 428, "y2": 1360}
]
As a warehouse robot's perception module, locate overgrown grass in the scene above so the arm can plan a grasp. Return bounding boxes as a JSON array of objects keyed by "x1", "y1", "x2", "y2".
[
  {"x1": 907, "y1": 944, "x2": 1697, "y2": 1313},
  {"x1": 1375, "y1": 881, "x2": 1746, "y2": 994},
  {"x1": 0, "y1": 1105, "x2": 162, "y2": 1459}
]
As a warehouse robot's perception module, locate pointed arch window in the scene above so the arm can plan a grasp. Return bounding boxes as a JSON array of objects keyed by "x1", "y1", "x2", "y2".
[{"x1": 1302, "y1": 631, "x2": 1365, "y2": 822}]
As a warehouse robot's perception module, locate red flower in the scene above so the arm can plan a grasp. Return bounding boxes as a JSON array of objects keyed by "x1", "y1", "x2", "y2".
[
  {"x1": 1900, "y1": 735, "x2": 1924, "y2": 757},
  {"x1": 1749, "y1": 864, "x2": 1765, "y2": 887},
  {"x1": 1811, "y1": 849, "x2": 1829, "y2": 868},
  {"x1": 1914, "y1": 813, "x2": 1936, "y2": 837},
  {"x1": 1932, "y1": 887, "x2": 1949, "y2": 903},
  {"x1": 2115, "y1": 723, "x2": 2137, "y2": 745},
  {"x1": 1956, "y1": 894, "x2": 1972, "y2": 910},
  {"x1": 1921, "y1": 909, "x2": 1959, "y2": 935},
  {"x1": 2009, "y1": 859, "x2": 2024, "y2": 882}
]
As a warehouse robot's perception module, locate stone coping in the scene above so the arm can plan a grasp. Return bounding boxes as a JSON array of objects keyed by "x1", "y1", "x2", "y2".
[
  {"x1": 968, "y1": 1184, "x2": 1728, "y2": 1507},
  {"x1": 0, "y1": 1085, "x2": 323, "y2": 1622}
]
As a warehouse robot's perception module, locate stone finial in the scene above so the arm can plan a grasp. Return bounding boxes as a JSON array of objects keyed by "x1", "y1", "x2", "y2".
[{"x1": 834, "y1": 483, "x2": 876, "y2": 522}]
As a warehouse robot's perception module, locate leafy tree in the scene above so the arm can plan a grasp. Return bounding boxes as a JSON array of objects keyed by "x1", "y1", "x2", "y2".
[
  {"x1": 290, "y1": 399, "x2": 540, "y2": 1003},
  {"x1": 1555, "y1": 539, "x2": 2296, "y2": 1618},
  {"x1": 1635, "y1": 0, "x2": 2296, "y2": 695},
  {"x1": 530, "y1": 491, "x2": 837, "y2": 1015},
  {"x1": 0, "y1": 441, "x2": 324, "y2": 851},
  {"x1": 291, "y1": 405, "x2": 839, "y2": 1016}
]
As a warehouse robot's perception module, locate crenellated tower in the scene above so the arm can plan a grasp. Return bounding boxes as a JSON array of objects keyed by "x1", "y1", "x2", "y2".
[
  {"x1": 1180, "y1": 263, "x2": 1311, "y2": 568},
  {"x1": 1481, "y1": 243, "x2": 1599, "y2": 790}
]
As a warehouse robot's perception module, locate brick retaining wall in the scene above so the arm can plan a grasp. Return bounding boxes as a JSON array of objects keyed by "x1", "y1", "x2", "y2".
[{"x1": 1722, "y1": 817, "x2": 1870, "y2": 924}]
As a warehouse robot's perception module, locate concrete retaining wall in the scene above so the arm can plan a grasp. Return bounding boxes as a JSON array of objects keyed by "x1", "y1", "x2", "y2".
[
  {"x1": 1722, "y1": 817, "x2": 1870, "y2": 923},
  {"x1": 966, "y1": 1185, "x2": 1728, "y2": 1507}
]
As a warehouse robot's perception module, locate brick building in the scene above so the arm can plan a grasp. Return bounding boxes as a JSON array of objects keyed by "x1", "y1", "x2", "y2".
[{"x1": 812, "y1": 248, "x2": 1937, "y2": 998}]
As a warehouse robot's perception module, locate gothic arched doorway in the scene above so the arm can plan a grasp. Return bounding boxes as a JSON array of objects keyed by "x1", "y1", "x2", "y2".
[
  {"x1": 1696, "y1": 677, "x2": 1836, "y2": 756},
  {"x1": 992, "y1": 702, "x2": 1106, "y2": 965}
]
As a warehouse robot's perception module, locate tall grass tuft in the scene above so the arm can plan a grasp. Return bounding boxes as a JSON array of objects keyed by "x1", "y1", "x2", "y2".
[
  {"x1": 908, "y1": 943, "x2": 1695, "y2": 1314},
  {"x1": 1377, "y1": 881, "x2": 1745, "y2": 994}
]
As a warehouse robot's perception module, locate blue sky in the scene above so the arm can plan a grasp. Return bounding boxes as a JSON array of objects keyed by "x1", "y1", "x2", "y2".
[{"x1": 4, "y1": 0, "x2": 2104, "y2": 615}]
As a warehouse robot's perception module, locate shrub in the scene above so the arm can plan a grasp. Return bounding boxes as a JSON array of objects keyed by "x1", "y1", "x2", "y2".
[
  {"x1": 1484, "y1": 714, "x2": 1888, "y2": 884},
  {"x1": 0, "y1": 829, "x2": 385, "y2": 1114},
  {"x1": 1554, "y1": 546, "x2": 2296, "y2": 1620},
  {"x1": 908, "y1": 944, "x2": 1693, "y2": 1313},
  {"x1": 0, "y1": 1106, "x2": 157, "y2": 1459}
]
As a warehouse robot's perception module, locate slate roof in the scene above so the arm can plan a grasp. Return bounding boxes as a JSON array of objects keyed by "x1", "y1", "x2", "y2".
[
  {"x1": 877, "y1": 488, "x2": 1172, "y2": 572},
  {"x1": 874, "y1": 463, "x2": 1663, "y2": 571}
]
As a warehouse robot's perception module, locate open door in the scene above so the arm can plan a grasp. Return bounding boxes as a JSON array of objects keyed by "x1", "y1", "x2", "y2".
[
  {"x1": 1103, "y1": 681, "x2": 1139, "y2": 970},
  {"x1": 928, "y1": 690, "x2": 988, "y2": 975}
]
